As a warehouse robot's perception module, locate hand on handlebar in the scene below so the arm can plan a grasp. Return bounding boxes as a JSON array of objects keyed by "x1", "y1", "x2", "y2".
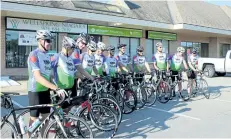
[{"x1": 55, "y1": 88, "x2": 67, "y2": 98}]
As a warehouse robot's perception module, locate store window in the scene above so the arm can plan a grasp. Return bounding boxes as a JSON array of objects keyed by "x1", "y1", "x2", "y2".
[
  {"x1": 220, "y1": 44, "x2": 231, "y2": 58},
  {"x1": 181, "y1": 41, "x2": 208, "y2": 57},
  {"x1": 6, "y1": 30, "x2": 57, "y2": 68},
  {"x1": 108, "y1": 36, "x2": 140, "y2": 56}
]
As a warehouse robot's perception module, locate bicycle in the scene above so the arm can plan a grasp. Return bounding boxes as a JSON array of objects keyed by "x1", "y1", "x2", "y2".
[
  {"x1": 155, "y1": 70, "x2": 171, "y2": 103},
  {"x1": 190, "y1": 71, "x2": 210, "y2": 99},
  {"x1": 167, "y1": 70, "x2": 190, "y2": 101},
  {"x1": 0, "y1": 91, "x2": 93, "y2": 139}
]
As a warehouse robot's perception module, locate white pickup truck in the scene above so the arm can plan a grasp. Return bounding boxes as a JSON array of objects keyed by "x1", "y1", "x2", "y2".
[{"x1": 198, "y1": 50, "x2": 231, "y2": 77}]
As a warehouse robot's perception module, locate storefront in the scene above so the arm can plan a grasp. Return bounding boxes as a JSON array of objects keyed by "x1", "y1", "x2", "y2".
[{"x1": 5, "y1": 17, "x2": 87, "y2": 68}]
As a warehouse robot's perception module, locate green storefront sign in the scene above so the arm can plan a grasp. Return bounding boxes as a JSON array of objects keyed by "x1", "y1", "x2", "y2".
[
  {"x1": 147, "y1": 31, "x2": 177, "y2": 40},
  {"x1": 88, "y1": 25, "x2": 142, "y2": 38}
]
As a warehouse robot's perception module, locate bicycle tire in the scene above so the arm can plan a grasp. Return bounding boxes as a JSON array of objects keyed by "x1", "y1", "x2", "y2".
[
  {"x1": 135, "y1": 87, "x2": 147, "y2": 109},
  {"x1": 43, "y1": 115, "x2": 93, "y2": 138},
  {"x1": 199, "y1": 79, "x2": 210, "y2": 99},
  {"x1": 177, "y1": 79, "x2": 190, "y2": 101},
  {"x1": 92, "y1": 97, "x2": 122, "y2": 125},
  {"x1": 1, "y1": 120, "x2": 18, "y2": 138},
  {"x1": 123, "y1": 89, "x2": 137, "y2": 114},
  {"x1": 145, "y1": 87, "x2": 157, "y2": 106},
  {"x1": 156, "y1": 80, "x2": 171, "y2": 103}
]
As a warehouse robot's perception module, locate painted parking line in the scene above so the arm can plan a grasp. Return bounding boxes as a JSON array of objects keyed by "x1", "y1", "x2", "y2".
[
  {"x1": 214, "y1": 99, "x2": 231, "y2": 103},
  {"x1": 125, "y1": 117, "x2": 151, "y2": 127},
  {"x1": 146, "y1": 107, "x2": 201, "y2": 121}
]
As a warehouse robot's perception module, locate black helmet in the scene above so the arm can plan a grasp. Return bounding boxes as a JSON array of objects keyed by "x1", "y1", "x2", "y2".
[
  {"x1": 117, "y1": 44, "x2": 126, "y2": 49},
  {"x1": 107, "y1": 45, "x2": 115, "y2": 51}
]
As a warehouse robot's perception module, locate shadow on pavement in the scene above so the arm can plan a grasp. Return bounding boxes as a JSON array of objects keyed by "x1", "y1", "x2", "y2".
[{"x1": 116, "y1": 100, "x2": 190, "y2": 138}]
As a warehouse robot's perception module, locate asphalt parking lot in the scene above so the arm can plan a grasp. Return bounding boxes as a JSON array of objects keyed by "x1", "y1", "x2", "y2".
[{"x1": 1, "y1": 75, "x2": 231, "y2": 138}]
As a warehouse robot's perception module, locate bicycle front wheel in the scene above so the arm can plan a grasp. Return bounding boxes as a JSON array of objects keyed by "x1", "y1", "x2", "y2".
[
  {"x1": 43, "y1": 115, "x2": 93, "y2": 138},
  {"x1": 156, "y1": 80, "x2": 171, "y2": 103},
  {"x1": 145, "y1": 87, "x2": 157, "y2": 106},
  {"x1": 199, "y1": 79, "x2": 209, "y2": 99},
  {"x1": 179, "y1": 80, "x2": 190, "y2": 101}
]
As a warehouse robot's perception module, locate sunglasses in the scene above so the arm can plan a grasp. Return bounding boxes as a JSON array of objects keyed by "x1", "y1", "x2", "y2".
[
  {"x1": 45, "y1": 39, "x2": 52, "y2": 43},
  {"x1": 138, "y1": 50, "x2": 143, "y2": 52},
  {"x1": 81, "y1": 41, "x2": 87, "y2": 45}
]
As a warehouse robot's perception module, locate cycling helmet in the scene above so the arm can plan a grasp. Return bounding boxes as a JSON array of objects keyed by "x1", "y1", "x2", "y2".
[
  {"x1": 177, "y1": 47, "x2": 185, "y2": 53},
  {"x1": 107, "y1": 45, "x2": 115, "y2": 51},
  {"x1": 192, "y1": 47, "x2": 199, "y2": 53},
  {"x1": 117, "y1": 44, "x2": 126, "y2": 49},
  {"x1": 137, "y1": 46, "x2": 144, "y2": 52},
  {"x1": 97, "y1": 42, "x2": 106, "y2": 50},
  {"x1": 36, "y1": 30, "x2": 53, "y2": 40},
  {"x1": 156, "y1": 42, "x2": 163, "y2": 47},
  {"x1": 87, "y1": 40, "x2": 97, "y2": 51},
  {"x1": 62, "y1": 36, "x2": 76, "y2": 48},
  {"x1": 77, "y1": 32, "x2": 91, "y2": 44}
]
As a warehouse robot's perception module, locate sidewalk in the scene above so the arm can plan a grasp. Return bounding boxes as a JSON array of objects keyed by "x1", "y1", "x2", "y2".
[{"x1": 0, "y1": 80, "x2": 28, "y2": 94}]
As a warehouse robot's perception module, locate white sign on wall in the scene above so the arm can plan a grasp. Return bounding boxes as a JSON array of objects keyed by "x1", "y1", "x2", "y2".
[
  {"x1": 7, "y1": 17, "x2": 87, "y2": 33},
  {"x1": 18, "y1": 31, "x2": 37, "y2": 46}
]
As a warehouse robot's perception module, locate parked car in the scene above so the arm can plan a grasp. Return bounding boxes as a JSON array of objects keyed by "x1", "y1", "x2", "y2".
[{"x1": 198, "y1": 50, "x2": 231, "y2": 77}]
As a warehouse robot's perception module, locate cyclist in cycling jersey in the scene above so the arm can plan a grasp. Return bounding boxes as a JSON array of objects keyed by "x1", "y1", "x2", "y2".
[
  {"x1": 133, "y1": 46, "x2": 151, "y2": 73},
  {"x1": 152, "y1": 42, "x2": 170, "y2": 77},
  {"x1": 133, "y1": 46, "x2": 151, "y2": 83},
  {"x1": 105, "y1": 45, "x2": 120, "y2": 77},
  {"x1": 115, "y1": 44, "x2": 131, "y2": 74},
  {"x1": 27, "y1": 30, "x2": 66, "y2": 136},
  {"x1": 81, "y1": 40, "x2": 98, "y2": 76},
  {"x1": 168, "y1": 47, "x2": 188, "y2": 98},
  {"x1": 94, "y1": 42, "x2": 106, "y2": 76},
  {"x1": 51, "y1": 36, "x2": 76, "y2": 110},
  {"x1": 187, "y1": 47, "x2": 200, "y2": 96}
]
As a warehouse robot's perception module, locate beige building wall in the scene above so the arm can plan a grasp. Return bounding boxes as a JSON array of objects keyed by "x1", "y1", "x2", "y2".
[
  {"x1": 209, "y1": 37, "x2": 219, "y2": 58},
  {"x1": 218, "y1": 37, "x2": 231, "y2": 44},
  {"x1": 177, "y1": 34, "x2": 210, "y2": 43}
]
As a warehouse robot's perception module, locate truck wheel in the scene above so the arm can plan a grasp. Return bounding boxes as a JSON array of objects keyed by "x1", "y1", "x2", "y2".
[
  {"x1": 216, "y1": 72, "x2": 226, "y2": 76},
  {"x1": 204, "y1": 65, "x2": 215, "y2": 78}
]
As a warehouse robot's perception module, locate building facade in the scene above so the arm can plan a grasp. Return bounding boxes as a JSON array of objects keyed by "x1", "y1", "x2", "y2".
[{"x1": 1, "y1": 0, "x2": 231, "y2": 77}]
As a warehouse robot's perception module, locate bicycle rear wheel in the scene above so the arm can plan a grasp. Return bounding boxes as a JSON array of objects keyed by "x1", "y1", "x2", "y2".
[{"x1": 1, "y1": 120, "x2": 18, "y2": 138}]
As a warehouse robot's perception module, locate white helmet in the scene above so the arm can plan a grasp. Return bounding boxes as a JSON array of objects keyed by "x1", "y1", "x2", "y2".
[
  {"x1": 36, "y1": 30, "x2": 53, "y2": 40},
  {"x1": 97, "y1": 42, "x2": 106, "y2": 50},
  {"x1": 62, "y1": 36, "x2": 76, "y2": 48},
  {"x1": 156, "y1": 42, "x2": 163, "y2": 47},
  {"x1": 177, "y1": 47, "x2": 185, "y2": 53},
  {"x1": 87, "y1": 40, "x2": 97, "y2": 51}
]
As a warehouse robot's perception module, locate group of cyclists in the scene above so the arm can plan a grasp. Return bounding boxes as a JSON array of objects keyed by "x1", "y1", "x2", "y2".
[{"x1": 27, "y1": 30, "x2": 200, "y2": 137}]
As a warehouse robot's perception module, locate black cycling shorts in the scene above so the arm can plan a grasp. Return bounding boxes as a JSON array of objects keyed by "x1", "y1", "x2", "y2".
[
  {"x1": 188, "y1": 70, "x2": 196, "y2": 79},
  {"x1": 28, "y1": 91, "x2": 51, "y2": 117},
  {"x1": 171, "y1": 70, "x2": 181, "y2": 82}
]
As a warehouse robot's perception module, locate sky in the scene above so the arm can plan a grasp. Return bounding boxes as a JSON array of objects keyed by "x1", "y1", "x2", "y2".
[{"x1": 203, "y1": 1, "x2": 231, "y2": 6}]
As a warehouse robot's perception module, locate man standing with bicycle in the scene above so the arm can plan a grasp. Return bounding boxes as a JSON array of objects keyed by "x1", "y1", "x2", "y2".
[
  {"x1": 187, "y1": 47, "x2": 200, "y2": 96},
  {"x1": 27, "y1": 30, "x2": 66, "y2": 136},
  {"x1": 115, "y1": 44, "x2": 131, "y2": 74},
  {"x1": 168, "y1": 47, "x2": 188, "y2": 98},
  {"x1": 94, "y1": 42, "x2": 107, "y2": 76}
]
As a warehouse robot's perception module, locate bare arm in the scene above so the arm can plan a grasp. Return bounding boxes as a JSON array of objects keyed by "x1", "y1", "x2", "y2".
[
  {"x1": 145, "y1": 62, "x2": 151, "y2": 73},
  {"x1": 93, "y1": 66, "x2": 99, "y2": 76},
  {"x1": 188, "y1": 62, "x2": 196, "y2": 71},
  {"x1": 153, "y1": 62, "x2": 159, "y2": 71},
  {"x1": 119, "y1": 62, "x2": 129, "y2": 73},
  {"x1": 34, "y1": 70, "x2": 57, "y2": 90},
  {"x1": 76, "y1": 65, "x2": 94, "y2": 80},
  {"x1": 183, "y1": 59, "x2": 188, "y2": 70}
]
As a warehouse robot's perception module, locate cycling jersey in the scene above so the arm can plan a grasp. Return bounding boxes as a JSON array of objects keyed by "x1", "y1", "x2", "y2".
[
  {"x1": 115, "y1": 53, "x2": 130, "y2": 73},
  {"x1": 168, "y1": 54, "x2": 184, "y2": 71},
  {"x1": 104, "y1": 56, "x2": 118, "y2": 77},
  {"x1": 152, "y1": 53, "x2": 168, "y2": 70},
  {"x1": 188, "y1": 54, "x2": 199, "y2": 69},
  {"x1": 27, "y1": 48, "x2": 52, "y2": 92},
  {"x1": 51, "y1": 53, "x2": 76, "y2": 89},
  {"x1": 133, "y1": 55, "x2": 146, "y2": 73},
  {"x1": 71, "y1": 48, "x2": 81, "y2": 66},
  {"x1": 94, "y1": 54, "x2": 105, "y2": 76},
  {"x1": 81, "y1": 52, "x2": 95, "y2": 74}
]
